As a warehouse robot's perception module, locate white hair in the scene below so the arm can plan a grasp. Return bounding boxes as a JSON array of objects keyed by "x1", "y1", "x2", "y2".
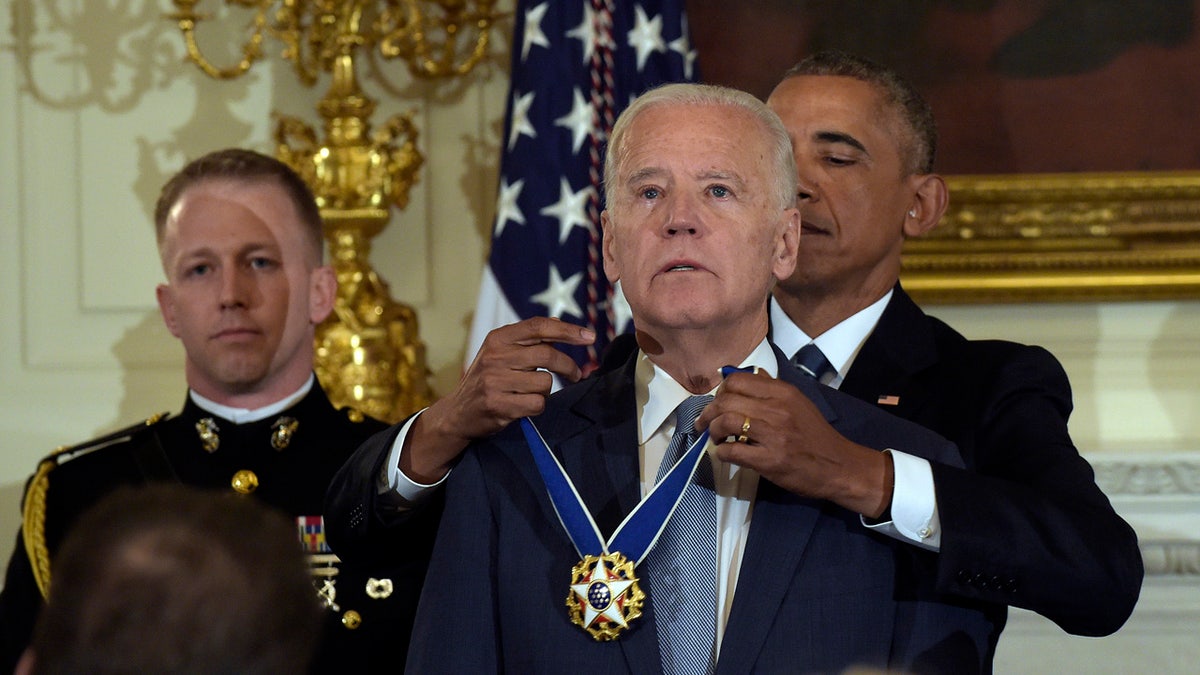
[{"x1": 603, "y1": 83, "x2": 798, "y2": 211}]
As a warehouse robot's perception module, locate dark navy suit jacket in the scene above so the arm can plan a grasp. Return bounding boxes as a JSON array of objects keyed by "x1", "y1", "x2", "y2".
[
  {"x1": 328, "y1": 347, "x2": 997, "y2": 674},
  {"x1": 833, "y1": 285, "x2": 1143, "y2": 637}
]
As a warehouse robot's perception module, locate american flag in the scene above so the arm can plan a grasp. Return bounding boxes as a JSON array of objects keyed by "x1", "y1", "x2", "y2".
[{"x1": 466, "y1": 0, "x2": 697, "y2": 373}]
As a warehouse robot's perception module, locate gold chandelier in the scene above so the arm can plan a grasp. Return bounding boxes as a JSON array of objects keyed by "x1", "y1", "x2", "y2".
[{"x1": 167, "y1": 0, "x2": 502, "y2": 422}]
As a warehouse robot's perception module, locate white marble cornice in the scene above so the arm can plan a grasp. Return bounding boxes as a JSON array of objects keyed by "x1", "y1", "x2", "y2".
[
  {"x1": 1094, "y1": 458, "x2": 1200, "y2": 496},
  {"x1": 1089, "y1": 453, "x2": 1200, "y2": 577},
  {"x1": 1140, "y1": 541, "x2": 1200, "y2": 576}
]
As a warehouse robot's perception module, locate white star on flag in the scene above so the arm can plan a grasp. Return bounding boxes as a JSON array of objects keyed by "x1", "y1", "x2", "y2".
[
  {"x1": 522, "y1": 2, "x2": 551, "y2": 60},
  {"x1": 668, "y1": 16, "x2": 698, "y2": 79},
  {"x1": 493, "y1": 178, "x2": 526, "y2": 239},
  {"x1": 540, "y1": 178, "x2": 595, "y2": 244},
  {"x1": 530, "y1": 265, "x2": 583, "y2": 319},
  {"x1": 554, "y1": 88, "x2": 597, "y2": 154},
  {"x1": 507, "y1": 91, "x2": 538, "y2": 150},
  {"x1": 566, "y1": 3, "x2": 599, "y2": 65},
  {"x1": 627, "y1": 6, "x2": 666, "y2": 71}
]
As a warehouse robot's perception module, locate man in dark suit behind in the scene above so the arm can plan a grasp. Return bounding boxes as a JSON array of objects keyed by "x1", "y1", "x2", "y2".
[
  {"x1": 759, "y1": 50, "x2": 1143, "y2": 640},
  {"x1": 329, "y1": 82, "x2": 1000, "y2": 673}
]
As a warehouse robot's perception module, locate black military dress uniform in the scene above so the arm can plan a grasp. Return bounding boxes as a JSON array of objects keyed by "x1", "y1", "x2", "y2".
[{"x1": 0, "y1": 382, "x2": 437, "y2": 673}]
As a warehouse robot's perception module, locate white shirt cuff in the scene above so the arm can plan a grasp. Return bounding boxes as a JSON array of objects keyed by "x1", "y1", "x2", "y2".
[
  {"x1": 377, "y1": 409, "x2": 451, "y2": 505},
  {"x1": 862, "y1": 449, "x2": 941, "y2": 551}
]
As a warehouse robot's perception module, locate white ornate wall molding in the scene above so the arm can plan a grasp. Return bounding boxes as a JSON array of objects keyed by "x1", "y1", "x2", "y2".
[
  {"x1": 1095, "y1": 457, "x2": 1200, "y2": 495},
  {"x1": 1091, "y1": 453, "x2": 1200, "y2": 577},
  {"x1": 1140, "y1": 541, "x2": 1200, "y2": 576}
]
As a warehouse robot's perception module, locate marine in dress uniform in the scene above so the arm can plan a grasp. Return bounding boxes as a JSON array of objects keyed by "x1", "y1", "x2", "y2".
[{"x1": 0, "y1": 381, "x2": 438, "y2": 673}]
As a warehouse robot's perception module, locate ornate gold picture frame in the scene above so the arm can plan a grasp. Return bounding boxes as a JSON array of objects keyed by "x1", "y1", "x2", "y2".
[{"x1": 901, "y1": 171, "x2": 1200, "y2": 304}]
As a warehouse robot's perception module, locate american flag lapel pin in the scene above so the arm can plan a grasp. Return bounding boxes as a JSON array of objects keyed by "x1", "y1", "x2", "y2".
[{"x1": 877, "y1": 394, "x2": 901, "y2": 406}]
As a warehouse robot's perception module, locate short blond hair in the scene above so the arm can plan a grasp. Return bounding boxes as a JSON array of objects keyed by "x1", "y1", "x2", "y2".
[{"x1": 154, "y1": 148, "x2": 325, "y2": 262}]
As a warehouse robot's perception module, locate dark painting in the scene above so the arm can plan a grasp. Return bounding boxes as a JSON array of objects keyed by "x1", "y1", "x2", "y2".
[{"x1": 687, "y1": 0, "x2": 1200, "y2": 175}]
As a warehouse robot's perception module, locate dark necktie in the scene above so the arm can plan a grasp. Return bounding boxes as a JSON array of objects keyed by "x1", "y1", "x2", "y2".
[
  {"x1": 647, "y1": 394, "x2": 717, "y2": 675},
  {"x1": 793, "y1": 343, "x2": 835, "y2": 382}
]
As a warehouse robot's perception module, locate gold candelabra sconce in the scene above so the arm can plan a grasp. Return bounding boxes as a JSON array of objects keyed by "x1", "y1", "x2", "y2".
[{"x1": 168, "y1": 0, "x2": 502, "y2": 422}]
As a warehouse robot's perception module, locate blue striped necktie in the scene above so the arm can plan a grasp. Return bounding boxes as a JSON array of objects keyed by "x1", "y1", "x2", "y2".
[{"x1": 647, "y1": 394, "x2": 717, "y2": 675}]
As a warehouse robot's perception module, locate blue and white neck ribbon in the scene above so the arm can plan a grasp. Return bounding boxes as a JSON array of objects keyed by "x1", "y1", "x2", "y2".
[{"x1": 520, "y1": 418, "x2": 710, "y2": 565}]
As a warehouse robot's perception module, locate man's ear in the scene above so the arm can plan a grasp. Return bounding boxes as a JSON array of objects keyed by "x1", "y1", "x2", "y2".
[
  {"x1": 309, "y1": 265, "x2": 338, "y2": 325},
  {"x1": 772, "y1": 207, "x2": 800, "y2": 282},
  {"x1": 903, "y1": 173, "x2": 948, "y2": 238},
  {"x1": 601, "y1": 210, "x2": 621, "y2": 284},
  {"x1": 155, "y1": 284, "x2": 182, "y2": 338}
]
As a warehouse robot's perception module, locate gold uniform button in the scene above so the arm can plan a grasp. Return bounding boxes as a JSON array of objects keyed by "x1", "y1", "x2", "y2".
[
  {"x1": 231, "y1": 470, "x2": 259, "y2": 494},
  {"x1": 342, "y1": 610, "x2": 362, "y2": 629}
]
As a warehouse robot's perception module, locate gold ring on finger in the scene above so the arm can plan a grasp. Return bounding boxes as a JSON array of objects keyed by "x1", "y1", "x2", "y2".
[{"x1": 736, "y1": 416, "x2": 751, "y2": 443}]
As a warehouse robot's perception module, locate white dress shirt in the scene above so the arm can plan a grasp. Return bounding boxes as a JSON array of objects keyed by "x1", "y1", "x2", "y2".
[
  {"x1": 635, "y1": 339, "x2": 777, "y2": 653},
  {"x1": 381, "y1": 413, "x2": 443, "y2": 504}
]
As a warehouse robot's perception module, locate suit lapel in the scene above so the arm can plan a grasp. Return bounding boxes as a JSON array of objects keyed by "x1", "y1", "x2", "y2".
[
  {"x1": 719, "y1": 486, "x2": 823, "y2": 674},
  {"x1": 840, "y1": 286, "x2": 937, "y2": 418},
  {"x1": 717, "y1": 351, "x2": 834, "y2": 674},
  {"x1": 546, "y1": 360, "x2": 641, "y2": 540},
  {"x1": 536, "y1": 357, "x2": 662, "y2": 674}
]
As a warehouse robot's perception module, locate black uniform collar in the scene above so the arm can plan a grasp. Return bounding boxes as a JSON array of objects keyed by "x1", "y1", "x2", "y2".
[{"x1": 177, "y1": 379, "x2": 332, "y2": 454}]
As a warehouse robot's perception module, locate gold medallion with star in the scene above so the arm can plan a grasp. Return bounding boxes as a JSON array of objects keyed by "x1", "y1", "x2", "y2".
[{"x1": 566, "y1": 552, "x2": 645, "y2": 641}]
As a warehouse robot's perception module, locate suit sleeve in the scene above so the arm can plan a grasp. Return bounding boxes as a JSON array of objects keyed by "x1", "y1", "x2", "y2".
[
  {"x1": 404, "y1": 445, "x2": 501, "y2": 672},
  {"x1": 931, "y1": 346, "x2": 1143, "y2": 636},
  {"x1": 324, "y1": 418, "x2": 443, "y2": 563}
]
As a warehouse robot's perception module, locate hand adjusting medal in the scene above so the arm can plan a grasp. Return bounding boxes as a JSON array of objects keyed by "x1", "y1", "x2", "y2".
[{"x1": 522, "y1": 413, "x2": 714, "y2": 642}]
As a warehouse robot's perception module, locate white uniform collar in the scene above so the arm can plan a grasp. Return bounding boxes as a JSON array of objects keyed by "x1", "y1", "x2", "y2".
[{"x1": 189, "y1": 374, "x2": 315, "y2": 424}]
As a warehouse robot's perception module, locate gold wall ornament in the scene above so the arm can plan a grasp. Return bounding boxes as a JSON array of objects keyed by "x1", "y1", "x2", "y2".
[
  {"x1": 167, "y1": 0, "x2": 502, "y2": 422},
  {"x1": 902, "y1": 171, "x2": 1200, "y2": 304}
]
